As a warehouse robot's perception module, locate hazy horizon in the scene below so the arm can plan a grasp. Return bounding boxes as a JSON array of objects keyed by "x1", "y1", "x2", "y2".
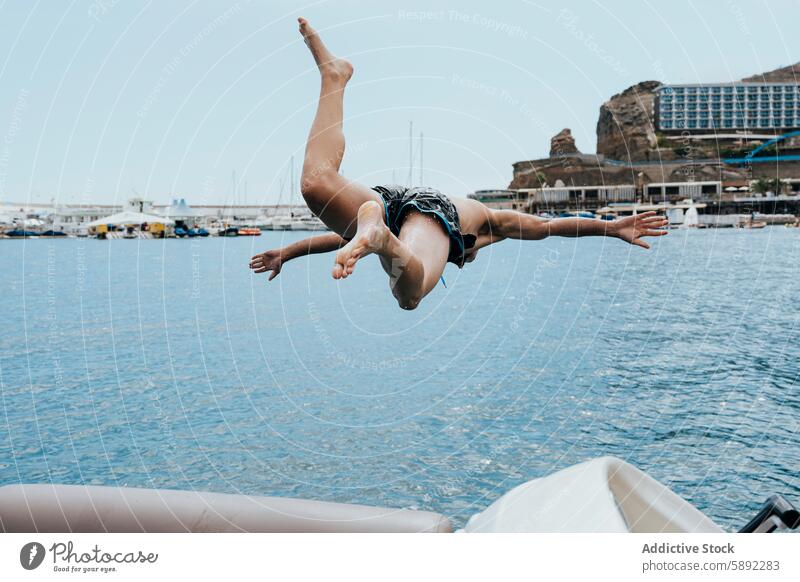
[{"x1": 1, "y1": 0, "x2": 798, "y2": 206}]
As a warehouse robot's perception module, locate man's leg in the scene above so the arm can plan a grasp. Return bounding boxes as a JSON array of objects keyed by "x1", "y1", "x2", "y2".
[
  {"x1": 392, "y1": 211, "x2": 449, "y2": 308},
  {"x1": 333, "y1": 201, "x2": 449, "y2": 310},
  {"x1": 297, "y1": 18, "x2": 381, "y2": 239}
]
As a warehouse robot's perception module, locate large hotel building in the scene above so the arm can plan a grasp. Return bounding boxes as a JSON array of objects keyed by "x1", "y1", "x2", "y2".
[{"x1": 656, "y1": 83, "x2": 800, "y2": 131}]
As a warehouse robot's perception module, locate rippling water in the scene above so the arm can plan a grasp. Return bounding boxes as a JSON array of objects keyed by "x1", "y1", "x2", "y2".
[{"x1": 1, "y1": 228, "x2": 798, "y2": 530}]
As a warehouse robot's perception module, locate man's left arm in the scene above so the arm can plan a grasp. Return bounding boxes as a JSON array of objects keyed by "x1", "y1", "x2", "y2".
[{"x1": 489, "y1": 209, "x2": 668, "y2": 249}]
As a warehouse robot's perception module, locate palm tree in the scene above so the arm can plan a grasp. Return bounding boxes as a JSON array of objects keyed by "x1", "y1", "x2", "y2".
[{"x1": 751, "y1": 178, "x2": 782, "y2": 195}]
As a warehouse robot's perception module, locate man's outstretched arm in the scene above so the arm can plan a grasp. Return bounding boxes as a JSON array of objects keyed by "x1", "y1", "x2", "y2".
[
  {"x1": 488, "y1": 209, "x2": 668, "y2": 249},
  {"x1": 249, "y1": 232, "x2": 347, "y2": 280}
]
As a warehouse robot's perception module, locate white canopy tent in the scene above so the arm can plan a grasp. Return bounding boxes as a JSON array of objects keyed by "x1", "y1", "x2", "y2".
[
  {"x1": 86, "y1": 211, "x2": 174, "y2": 228},
  {"x1": 160, "y1": 198, "x2": 202, "y2": 218}
]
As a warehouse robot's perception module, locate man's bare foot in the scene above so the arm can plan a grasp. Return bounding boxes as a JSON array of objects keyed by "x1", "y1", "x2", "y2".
[
  {"x1": 333, "y1": 201, "x2": 391, "y2": 280},
  {"x1": 298, "y1": 17, "x2": 353, "y2": 84}
]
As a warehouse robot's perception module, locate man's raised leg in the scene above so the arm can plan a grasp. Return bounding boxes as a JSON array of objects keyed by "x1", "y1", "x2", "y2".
[{"x1": 297, "y1": 17, "x2": 381, "y2": 238}]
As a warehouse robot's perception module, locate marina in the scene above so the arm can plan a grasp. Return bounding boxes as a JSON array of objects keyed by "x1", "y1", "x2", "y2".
[{"x1": 0, "y1": 196, "x2": 329, "y2": 239}]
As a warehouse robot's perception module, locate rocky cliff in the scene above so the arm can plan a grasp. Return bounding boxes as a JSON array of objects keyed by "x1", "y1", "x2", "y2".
[
  {"x1": 595, "y1": 80, "x2": 660, "y2": 162},
  {"x1": 549, "y1": 128, "x2": 580, "y2": 156},
  {"x1": 741, "y1": 62, "x2": 800, "y2": 83}
]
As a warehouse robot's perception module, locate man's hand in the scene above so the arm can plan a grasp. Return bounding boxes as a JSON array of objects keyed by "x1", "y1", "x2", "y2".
[
  {"x1": 249, "y1": 249, "x2": 284, "y2": 281},
  {"x1": 611, "y1": 211, "x2": 668, "y2": 249}
]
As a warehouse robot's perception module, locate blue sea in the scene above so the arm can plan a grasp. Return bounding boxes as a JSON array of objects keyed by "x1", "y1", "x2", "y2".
[{"x1": 1, "y1": 228, "x2": 798, "y2": 530}]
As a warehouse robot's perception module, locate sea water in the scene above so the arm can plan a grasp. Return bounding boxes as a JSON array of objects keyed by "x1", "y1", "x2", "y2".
[{"x1": 1, "y1": 228, "x2": 798, "y2": 529}]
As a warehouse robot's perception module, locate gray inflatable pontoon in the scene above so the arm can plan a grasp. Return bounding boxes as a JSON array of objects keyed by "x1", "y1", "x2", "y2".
[
  {"x1": 0, "y1": 484, "x2": 452, "y2": 533},
  {"x1": 1, "y1": 457, "x2": 796, "y2": 533}
]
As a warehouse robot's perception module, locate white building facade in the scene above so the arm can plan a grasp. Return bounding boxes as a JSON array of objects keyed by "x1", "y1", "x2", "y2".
[{"x1": 657, "y1": 83, "x2": 800, "y2": 131}]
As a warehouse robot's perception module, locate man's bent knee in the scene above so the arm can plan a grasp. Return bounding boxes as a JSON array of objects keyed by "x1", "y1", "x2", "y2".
[{"x1": 300, "y1": 169, "x2": 337, "y2": 204}]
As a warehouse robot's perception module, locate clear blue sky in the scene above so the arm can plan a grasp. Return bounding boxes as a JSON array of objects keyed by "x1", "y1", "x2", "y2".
[{"x1": 1, "y1": 0, "x2": 798, "y2": 205}]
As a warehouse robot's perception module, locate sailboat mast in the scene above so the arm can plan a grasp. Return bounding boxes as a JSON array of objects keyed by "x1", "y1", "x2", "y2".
[
  {"x1": 290, "y1": 155, "x2": 295, "y2": 205},
  {"x1": 419, "y1": 132, "x2": 423, "y2": 185},
  {"x1": 408, "y1": 120, "x2": 413, "y2": 187}
]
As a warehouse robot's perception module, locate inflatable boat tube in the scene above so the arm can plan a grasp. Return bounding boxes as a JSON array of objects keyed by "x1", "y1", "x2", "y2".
[{"x1": 0, "y1": 484, "x2": 452, "y2": 533}]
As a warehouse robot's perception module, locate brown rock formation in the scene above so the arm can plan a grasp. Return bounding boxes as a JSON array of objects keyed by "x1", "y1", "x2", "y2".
[
  {"x1": 741, "y1": 61, "x2": 800, "y2": 83},
  {"x1": 595, "y1": 80, "x2": 660, "y2": 162},
  {"x1": 549, "y1": 128, "x2": 580, "y2": 157},
  {"x1": 509, "y1": 156, "x2": 635, "y2": 190}
]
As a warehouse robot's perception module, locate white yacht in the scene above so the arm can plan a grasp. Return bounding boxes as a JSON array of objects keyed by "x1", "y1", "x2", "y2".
[{"x1": 290, "y1": 213, "x2": 327, "y2": 231}]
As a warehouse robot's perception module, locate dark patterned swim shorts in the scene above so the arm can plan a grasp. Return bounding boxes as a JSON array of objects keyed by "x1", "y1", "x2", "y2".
[{"x1": 371, "y1": 185, "x2": 476, "y2": 265}]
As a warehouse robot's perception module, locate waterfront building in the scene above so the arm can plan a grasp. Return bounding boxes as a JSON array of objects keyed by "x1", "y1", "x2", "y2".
[
  {"x1": 644, "y1": 181, "x2": 721, "y2": 199},
  {"x1": 656, "y1": 83, "x2": 800, "y2": 132},
  {"x1": 520, "y1": 184, "x2": 636, "y2": 207},
  {"x1": 467, "y1": 189, "x2": 528, "y2": 210},
  {"x1": 50, "y1": 205, "x2": 121, "y2": 235}
]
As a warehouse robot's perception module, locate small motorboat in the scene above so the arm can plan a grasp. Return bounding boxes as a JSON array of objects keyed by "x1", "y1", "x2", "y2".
[
  {"x1": 238, "y1": 227, "x2": 261, "y2": 236},
  {"x1": 174, "y1": 227, "x2": 188, "y2": 237},
  {"x1": 0, "y1": 456, "x2": 796, "y2": 533},
  {"x1": 735, "y1": 220, "x2": 768, "y2": 229},
  {"x1": 5, "y1": 229, "x2": 40, "y2": 238},
  {"x1": 218, "y1": 226, "x2": 239, "y2": 237}
]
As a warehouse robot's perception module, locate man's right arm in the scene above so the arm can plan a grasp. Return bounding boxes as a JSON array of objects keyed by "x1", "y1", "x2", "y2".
[
  {"x1": 282, "y1": 232, "x2": 347, "y2": 260},
  {"x1": 250, "y1": 232, "x2": 347, "y2": 280}
]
